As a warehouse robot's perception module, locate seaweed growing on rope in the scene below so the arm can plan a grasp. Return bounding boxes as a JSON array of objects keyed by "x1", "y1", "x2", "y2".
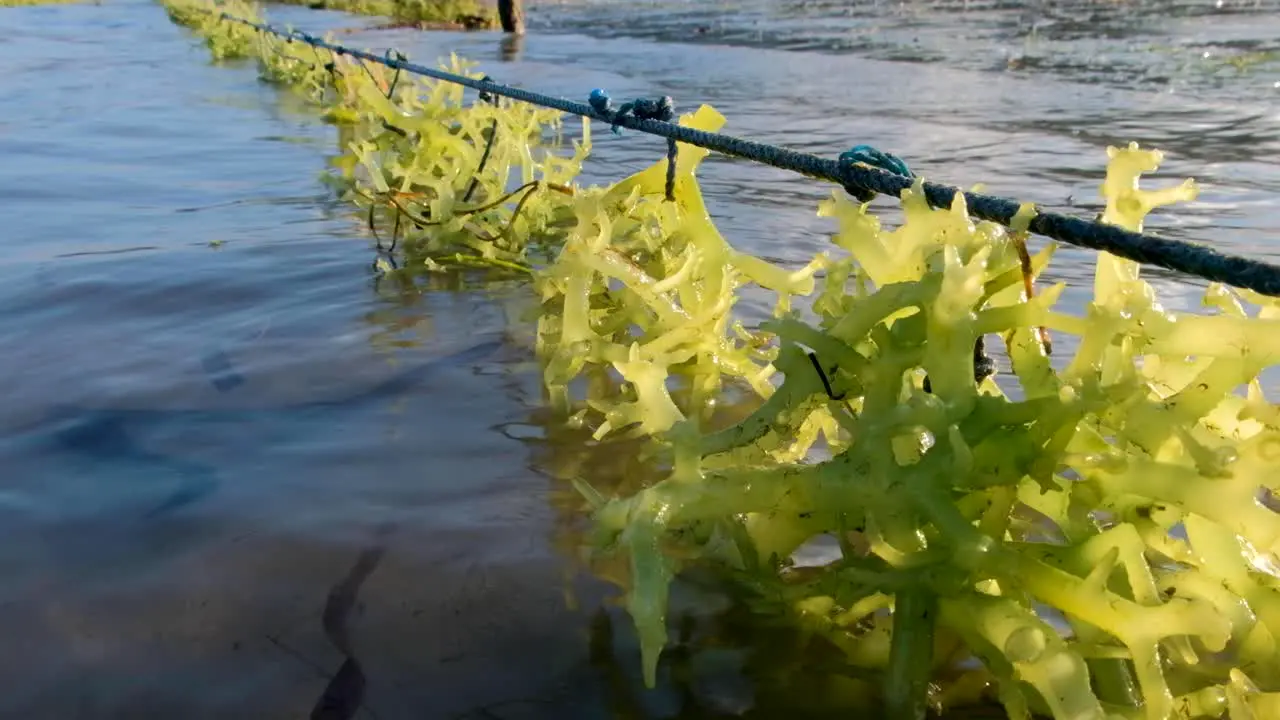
[
  {"x1": 163, "y1": 3, "x2": 1280, "y2": 718},
  {"x1": 165, "y1": 0, "x2": 587, "y2": 273}
]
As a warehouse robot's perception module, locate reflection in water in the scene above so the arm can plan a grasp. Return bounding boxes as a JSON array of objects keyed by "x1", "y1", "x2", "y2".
[{"x1": 500, "y1": 33, "x2": 525, "y2": 62}]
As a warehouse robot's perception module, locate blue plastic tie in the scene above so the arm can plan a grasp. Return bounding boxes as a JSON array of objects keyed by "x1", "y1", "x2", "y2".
[
  {"x1": 839, "y1": 145, "x2": 914, "y2": 203},
  {"x1": 588, "y1": 88, "x2": 612, "y2": 116}
]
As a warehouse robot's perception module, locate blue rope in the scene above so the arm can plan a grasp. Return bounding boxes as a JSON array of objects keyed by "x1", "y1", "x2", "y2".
[
  {"x1": 588, "y1": 88, "x2": 614, "y2": 127},
  {"x1": 840, "y1": 144, "x2": 914, "y2": 203},
  {"x1": 589, "y1": 89, "x2": 677, "y2": 201},
  {"x1": 206, "y1": 11, "x2": 1280, "y2": 298}
]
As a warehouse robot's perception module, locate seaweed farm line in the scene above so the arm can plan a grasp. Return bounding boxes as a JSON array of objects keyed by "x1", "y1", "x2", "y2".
[
  {"x1": 207, "y1": 8, "x2": 1280, "y2": 298},
  {"x1": 3, "y1": 1, "x2": 1280, "y2": 719}
]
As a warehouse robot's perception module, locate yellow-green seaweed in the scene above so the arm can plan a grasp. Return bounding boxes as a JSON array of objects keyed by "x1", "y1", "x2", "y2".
[{"x1": 162, "y1": 3, "x2": 1280, "y2": 718}]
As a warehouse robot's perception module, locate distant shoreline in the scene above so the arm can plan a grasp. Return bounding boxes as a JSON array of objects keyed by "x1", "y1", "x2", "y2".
[{"x1": 271, "y1": 0, "x2": 500, "y2": 31}]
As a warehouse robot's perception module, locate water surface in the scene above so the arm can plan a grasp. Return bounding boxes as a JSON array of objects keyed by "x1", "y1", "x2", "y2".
[{"x1": 1, "y1": 0, "x2": 1278, "y2": 717}]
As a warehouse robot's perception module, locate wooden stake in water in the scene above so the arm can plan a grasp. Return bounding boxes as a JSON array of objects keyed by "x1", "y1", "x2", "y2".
[{"x1": 498, "y1": 0, "x2": 524, "y2": 34}]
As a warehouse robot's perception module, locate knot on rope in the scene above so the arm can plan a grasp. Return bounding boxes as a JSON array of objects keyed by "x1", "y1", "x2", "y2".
[
  {"x1": 588, "y1": 89, "x2": 680, "y2": 202},
  {"x1": 478, "y1": 74, "x2": 498, "y2": 105},
  {"x1": 586, "y1": 90, "x2": 674, "y2": 134},
  {"x1": 838, "y1": 144, "x2": 914, "y2": 203},
  {"x1": 616, "y1": 95, "x2": 675, "y2": 125},
  {"x1": 383, "y1": 48, "x2": 407, "y2": 96}
]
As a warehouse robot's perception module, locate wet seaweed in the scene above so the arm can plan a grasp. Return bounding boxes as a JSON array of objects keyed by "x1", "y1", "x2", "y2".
[{"x1": 162, "y1": 4, "x2": 1280, "y2": 719}]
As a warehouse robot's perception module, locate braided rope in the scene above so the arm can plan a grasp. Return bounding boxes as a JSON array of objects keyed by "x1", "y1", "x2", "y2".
[{"x1": 211, "y1": 11, "x2": 1280, "y2": 297}]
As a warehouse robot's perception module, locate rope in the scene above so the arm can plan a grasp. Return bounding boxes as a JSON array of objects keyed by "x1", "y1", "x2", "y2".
[
  {"x1": 588, "y1": 89, "x2": 678, "y2": 201},
  {"x1": 839, "y1": 144, "x2": 915, "y2": 202},
  {"x1": 463, "y1": 74, "x2": 500, "y2": 203},
  {"x1": 213, "y1": 12, "x2": 1280, "y2": 298}
]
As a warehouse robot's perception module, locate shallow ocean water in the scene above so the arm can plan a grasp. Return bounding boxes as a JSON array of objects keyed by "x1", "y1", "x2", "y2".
[{"x1": 0, "y1": 0, "x2": 1277, "y2": 717}]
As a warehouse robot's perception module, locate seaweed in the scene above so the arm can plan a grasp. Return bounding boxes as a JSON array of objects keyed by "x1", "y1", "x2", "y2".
[{"x1": 162, "y1": 4, "x2": 1280, "y2": 718}]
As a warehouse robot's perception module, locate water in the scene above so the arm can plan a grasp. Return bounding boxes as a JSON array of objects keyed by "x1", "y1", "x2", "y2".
[{"x1": 0, "y1": 0, "x2": 1277, "y2": 717}]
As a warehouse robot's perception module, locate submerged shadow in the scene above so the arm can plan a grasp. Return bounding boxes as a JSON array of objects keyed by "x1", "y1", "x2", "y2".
[
  {"x1": 312, "y1": 523, "x2": 396, "y2": 720},
  {"x1": 37, "y1": 338, "x2": 503, "y2": 521}
]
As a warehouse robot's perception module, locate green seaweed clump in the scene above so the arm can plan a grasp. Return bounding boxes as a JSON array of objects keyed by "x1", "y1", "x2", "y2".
[
  {"x1": 575, "y1": 142, "x2": 1280, "y2": 720},
  {"x1": 327, "y1": 51, "x2": 585, "y2": 272},
  {"x1": 534, "y1": 104, "x2": 823, "y2": 439},
  {"x1": 163, "y1": 0, "x2": 262, "y2": 59},
  {"x1": 159, "y1": 3, "x2": 1280, "y2": 717},
  {"x1": 162, "y1": 0, "x2": 584, "y2": 273}
]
